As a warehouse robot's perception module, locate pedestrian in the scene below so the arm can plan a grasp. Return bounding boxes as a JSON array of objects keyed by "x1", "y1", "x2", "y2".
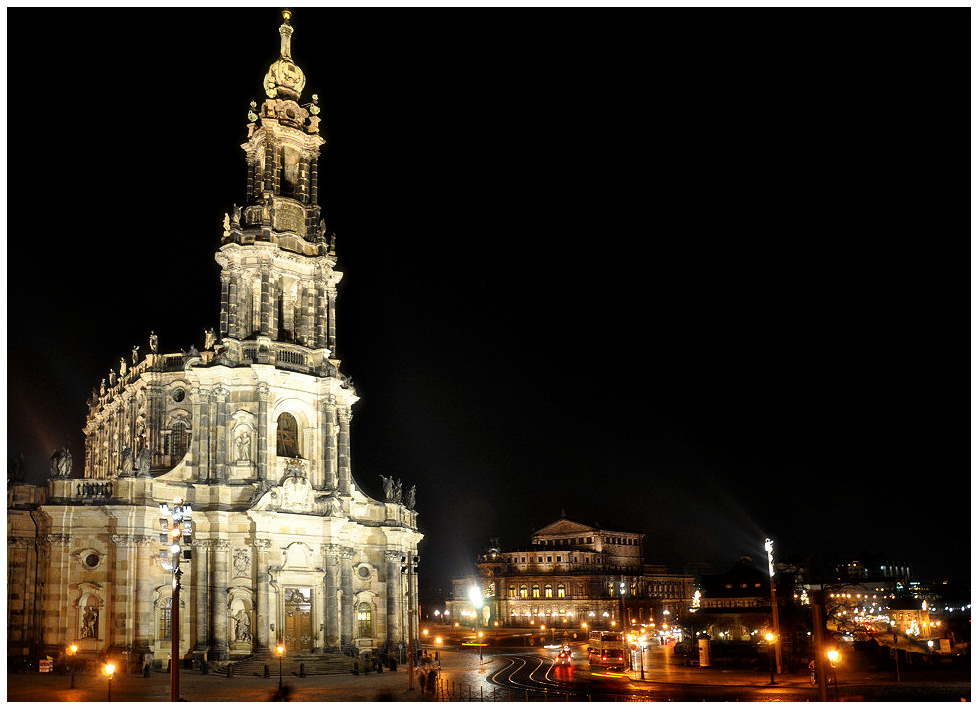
[{"x1": 426, "y1": 668, "x2": 436, "y2": 695}]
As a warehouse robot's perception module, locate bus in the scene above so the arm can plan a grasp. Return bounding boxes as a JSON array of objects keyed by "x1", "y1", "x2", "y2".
[{"x1": 587, "y1": 631, "x2": 625, "y2": 669}]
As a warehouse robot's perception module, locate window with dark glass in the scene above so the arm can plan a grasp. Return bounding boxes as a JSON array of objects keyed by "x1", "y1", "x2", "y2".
[{"x1": 276, "y1": 413, "x2": 300, "y2": 457}]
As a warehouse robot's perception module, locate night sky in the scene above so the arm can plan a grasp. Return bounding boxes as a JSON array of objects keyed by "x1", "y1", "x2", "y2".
[{"x1": 5, "y1": 8, "x2": 968, "y2": 595}]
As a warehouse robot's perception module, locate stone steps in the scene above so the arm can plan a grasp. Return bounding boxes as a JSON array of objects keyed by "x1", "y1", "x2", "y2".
[{"x1": 229, "y1": 652, "x2": 359, "y2": 677}]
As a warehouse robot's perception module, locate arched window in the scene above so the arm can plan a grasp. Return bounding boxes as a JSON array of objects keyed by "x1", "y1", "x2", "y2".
[
  {"x1": 508, "y1": 586, "x2": 516, "y2": 599},
  {"x1": 159, "y1": 598, "x2": 172, "y2": 640},
  {"x1": 519, "y1": 585, "x2": 528, "y2": 599},
  {"x1": 276, "y1": 413, "x2": 300, "y2": 457},
  {"x1": 170, "y1": 421, "x2": 189, "y2": 461},
  {"x1": 544, "y1": 584, "x2": 553, "y2": 599},
  {"x1": 557, "y1": 584, "x2": 566, "y2": 599},
  {"x1": 357, "y1": 603, "x2": 372, "y2": 638},
  {"x1": 532, "y1": 585, "x2": 540, "y2": 599}
]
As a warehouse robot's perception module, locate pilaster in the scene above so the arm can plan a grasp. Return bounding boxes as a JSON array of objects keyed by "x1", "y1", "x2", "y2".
[
  {"x1": 385, "y1": 550, "x2": 402, "y2": 647},
  {"x1": 321, "y1": 395, "x2": 336, "y2": 490},
  {"x1": 339, "y1": 547, "x2": 355, "y2": 648},
  {"x1": 337, "y1": 408, "x2": 351, "y2": 495},
  {"x1": 257, "y1": 382, "x2": 269, "y2": 482},
  {"x1": 215, "y1": 387, "x2": 229, "y2": 483},
  {"x1": 209, "y1": 539, "x2": 230, "y2": 661},
  {"x1": 255, "y1": 539, "x2": 272, "y2": 650}
]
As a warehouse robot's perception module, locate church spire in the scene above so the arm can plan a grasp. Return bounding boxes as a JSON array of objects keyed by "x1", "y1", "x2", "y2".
[
  {"x1": 263, "y1": 9, "x2": 306, "y2": 101},
  {"x1": 216, "y1": 9, "x2": 338, "y2": 353}
]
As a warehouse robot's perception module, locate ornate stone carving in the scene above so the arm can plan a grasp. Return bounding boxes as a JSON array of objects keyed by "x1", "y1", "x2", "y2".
[
  {"x1": 273, "y1": 201, "x2": 304, "y2": 234},
  {"x1": 232, "y1": 547, "x2": 252, "y2": 577},
  {"x1": 281, "y1": 463, "x2": 313, "y2": 512},
  {"x1": 49, "y1": 447, "x2": 72, "y2": 478}
]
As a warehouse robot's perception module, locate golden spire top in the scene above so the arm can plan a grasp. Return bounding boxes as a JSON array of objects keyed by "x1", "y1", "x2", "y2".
[{"x1": 263, "y1": 9, "x2": 305, "y2": 100}]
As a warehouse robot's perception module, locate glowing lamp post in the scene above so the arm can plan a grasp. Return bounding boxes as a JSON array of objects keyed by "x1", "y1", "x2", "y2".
[
  {"x1": 827, "y1": 649, "x2": 840, "y2": 701},
  {"x1": 638, "y1": 633, "x2": 647, "y2": 680},
  {"x1": 104, "y1": 663, "x2": 116, "y2": 702},
  {"x1": 401, "y1": 552, "x2": 420, "y2": 689},
  {"x1": 764, "y1": 538, "x2": 783, "y2": 675},
  {"x1": 468, "y1": 585, "x2": 484, "y2": 629},
  {"x1": 67, "y1": 644, "x2": 78, "y2": 689},
  {"x1": 765, "y1": 633, "x2": 777, "y2": 685},
  {"x1": 276, "y1": 644, "x2": 285, "y2": 690},
  {"x1": 160, "y1": 496, "x2": 192, "y2": 702}
]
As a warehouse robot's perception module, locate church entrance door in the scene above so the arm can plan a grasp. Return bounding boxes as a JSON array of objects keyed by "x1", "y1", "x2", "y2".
[{"x1": 284, "y1": 588, "x2": 313, "y2": 653}]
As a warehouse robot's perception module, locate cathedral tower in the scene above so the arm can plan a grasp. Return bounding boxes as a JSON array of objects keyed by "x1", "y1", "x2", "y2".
[{"x1": 9, "y1": 11, "x2": 421, "y2": 670}]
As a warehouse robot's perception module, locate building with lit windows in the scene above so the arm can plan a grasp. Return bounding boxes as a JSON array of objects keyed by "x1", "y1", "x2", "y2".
[
  {"x1": 6, "y1": 12, "x2": 420, "y2": 672},
  {"x1": 446, "y1": 517, "x2": 694, "y2": 636}
]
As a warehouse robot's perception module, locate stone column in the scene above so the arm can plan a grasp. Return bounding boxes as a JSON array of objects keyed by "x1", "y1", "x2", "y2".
[
  {"x1": 260, "y1": 265, "x2": 271, "y2": 337},
  {"x1": 257, "y1": 383, "x2": 269, "y2": 482},
  {"x1": 209, "y1": 540, "x2": 230, "y2": 661},
  {"x1": 385, "y1": 551, "x2": 402, "y2": 648},
  {"x1": 323, "y1": 546, "x2": 340, "y2": 649},
  {"x1": 110, "y1": 534, "x2": 135, "y2": 652},
  {"x1": 220, "y1": 272, "x2": 230, "y2": 337},
  {"x1": 297, "y1": 156, "x2": 310, "y2": 203},
  {"x1": 310, "y1": 158, "x2": 318, "y2": 206},
  {"x1": 190, "y1": 386, "x2": 204, "y2": 479},
  {"x1": 148, "y1": 383, "x2": 163, "y2": 469},
  {"x1": 192, "y1": 540, "x2": 210, "y2": 653},
  {"x1": 254, "y1": 539, "x2": 272, "y2": 651},
  {"x1": 327, "y1": 287, "x2": 338, "y2": 353},
  {"x1": 270, "y1": 280, "x2": 279, "y2": 340},
  {"x1": 321, "y1": 396, "x2": 336, "y2": 490},
  {"x1": 303, "y1": 287, "x2": 314, "y2": 346},
  {"x1": 339, "y1": 548, "x2": 355, "y2": 649},
  {"x1": 337, "y1": 408, "x2": 351, "y2": 495},
  {"x1": 134, "y1": 535, "x2": 156, "y2": 654},
  {"x1": 200, "y1": 390, "x2": 212, "y2": 482},
  {"x1": 215, "y1": 388, "x2": 229, "y2": 483},
  {"x1": 228, "y1": 268, "x2": 239, "y2": 339},
  {"x1": 314, "y1": 277, "x2": 327, "y2": 349},
  {"x1": 264, "y1": 143, "x2": 275, "y2": 193}
]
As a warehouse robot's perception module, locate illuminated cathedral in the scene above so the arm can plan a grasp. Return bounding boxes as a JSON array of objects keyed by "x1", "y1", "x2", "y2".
[{"x1": 7, "y1": 12, "x2": 421, "y2": 672}]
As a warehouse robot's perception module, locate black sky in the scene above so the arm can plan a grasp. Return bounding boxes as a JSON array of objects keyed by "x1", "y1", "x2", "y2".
[{"x1": 5, "y1": 8, "x2": 968, "y2": 594}]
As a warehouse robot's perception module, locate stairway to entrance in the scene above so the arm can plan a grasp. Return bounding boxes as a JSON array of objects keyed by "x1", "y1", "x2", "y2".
[{"x1": 229, "y1": 651, "x2": 358, "y2": 677}]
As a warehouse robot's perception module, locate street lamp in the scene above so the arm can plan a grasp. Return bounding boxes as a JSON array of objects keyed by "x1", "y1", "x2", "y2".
[
  {"x1": 276, "y1": 644, "x2": 285, "y2": 690},
  {"x1": 827, "y1": 649, "x2": 840, "y2": 701},
  {"x1": 638, "y1": 634, "x2": 647, "y2": 680},
  {"x1": 468, "y1": 585, "x2": 484, "y2": 629},
  {"x1": 67, "y1": 644, "x2": 78, "y2": 689},
  {"x1": 401, "y1": 552, "x2": 420, "y2": 689},
  {"x1": 104, "y1": 662, "x2": 116, "y2": 702},
  {"x1": 478, "y1": 631, "x2": 485, "y2": 666},
  {"x1": 765, "y1": 633, "x2": 777, "y2": 685},
  {"x1": 764, "y1": 539, "x2": 783, "y2": 675},
  {"x1": 159, "y1": 496, "x2": 192, "y2": 702}
]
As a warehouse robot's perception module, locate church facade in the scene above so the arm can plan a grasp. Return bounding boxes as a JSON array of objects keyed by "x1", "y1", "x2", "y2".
[{"x1": 7, "y1": 12, "x2": 421, "y2": 670}]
